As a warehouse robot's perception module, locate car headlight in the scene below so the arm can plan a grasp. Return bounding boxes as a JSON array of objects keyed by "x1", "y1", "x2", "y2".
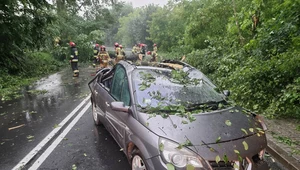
[{"x1": 159, "y1": 138, "x2": 211, "y2": 169}]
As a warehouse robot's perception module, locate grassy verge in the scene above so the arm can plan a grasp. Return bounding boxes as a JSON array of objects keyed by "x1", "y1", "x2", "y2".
[{"x1": 0, "y1": 52, "x2": 66, "y2": 101}]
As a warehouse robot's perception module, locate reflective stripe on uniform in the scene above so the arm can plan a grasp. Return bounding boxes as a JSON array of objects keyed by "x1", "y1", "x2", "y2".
[
  {"x1": 74, "y1": 70, "x2": 79, "y2": 73},
  {"x1": 72, "y1": 59, "x2": 78, "y2": 62},
  {"x1": 70, "y1": 55, "x2": 74, "y2": 58}
]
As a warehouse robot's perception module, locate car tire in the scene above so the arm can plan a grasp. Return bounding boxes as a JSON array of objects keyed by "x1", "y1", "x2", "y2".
[
  {"x1": 131, "y1": 149, "x2": 148, "y2": 170},
  {"x1": 92, "y1": 101, "x2": 101, "y2": 126}
]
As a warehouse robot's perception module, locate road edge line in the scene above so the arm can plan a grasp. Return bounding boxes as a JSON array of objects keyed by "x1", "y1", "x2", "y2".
[
  {"x1": 12, "y1": 95, "x2": 90, "y2": 170},
  {"x1": 28, "y1": 102, "x2": 91, "y2": 170}
]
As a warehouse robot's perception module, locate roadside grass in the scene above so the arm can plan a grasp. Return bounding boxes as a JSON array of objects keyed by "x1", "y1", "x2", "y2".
[{"x1": 0, "y1": 52, "x2": 66, "y2": 101}]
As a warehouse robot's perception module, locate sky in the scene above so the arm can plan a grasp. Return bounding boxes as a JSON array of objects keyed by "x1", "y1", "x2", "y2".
[{"x1": 121, "y1": 0, "x2": 168, "y2": 8}]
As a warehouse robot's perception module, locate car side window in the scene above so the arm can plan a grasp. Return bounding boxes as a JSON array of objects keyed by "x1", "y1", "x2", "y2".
[
  {"x1": 121, "y1": 78, "x2": 130, "y2": 106},
  {"x1": 102, "y1": 76, "x2": 113, "y2": 90},
  {"x1": 111, "y1": 65, "x2": 131, "y2": 106}
]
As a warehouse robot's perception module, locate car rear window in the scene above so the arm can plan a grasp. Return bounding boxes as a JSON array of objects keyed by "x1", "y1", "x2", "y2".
[{"x1": 132, "y1": 68, "x2": 225, "y2": 110}]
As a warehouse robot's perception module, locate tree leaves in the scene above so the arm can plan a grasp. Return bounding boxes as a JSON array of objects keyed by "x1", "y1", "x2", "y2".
[
  {"x1": 215, "y1": 155, "x2": 221, "y2": 164},
  {"x1": 225, "y1": 120, "x2": 232, "y2": 126},
  {"x1": 166, "y1": 163, "x2": 175, "y2": 170},
  {"x1": 159, "y1": 143, "x2": 164, "y2": 152},
  {"x1": 242, "y1": 141, "x2": 249, "y2": 150}
]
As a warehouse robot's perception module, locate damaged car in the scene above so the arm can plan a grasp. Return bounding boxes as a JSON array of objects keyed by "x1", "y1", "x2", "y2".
[{"x1": 88, "y1": 60, "x2": 269, "y2": 170}]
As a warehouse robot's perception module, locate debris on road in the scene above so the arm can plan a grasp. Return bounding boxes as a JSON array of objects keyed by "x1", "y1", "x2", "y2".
[{"x1": 8, "y1": 124, "x2": 25, "y2": 131}]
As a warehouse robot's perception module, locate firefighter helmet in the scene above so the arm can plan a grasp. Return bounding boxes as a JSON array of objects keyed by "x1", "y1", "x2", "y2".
[{"x1": 69, "y1": 42, "x2": 76, "y2": 47}]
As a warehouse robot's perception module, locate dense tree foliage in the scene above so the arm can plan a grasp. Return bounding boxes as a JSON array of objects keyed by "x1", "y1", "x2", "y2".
[
  {"x1": 116, "y1": 0, "x2": 300, "y2": 119},
  {"x1": 0, "y1": 0, "x2": 129, "y2": 98}
]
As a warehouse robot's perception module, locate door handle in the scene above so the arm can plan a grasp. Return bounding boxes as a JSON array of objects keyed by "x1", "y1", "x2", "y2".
[{"x1": 105, "y1": 102, "x2": 110, "y2": 107}]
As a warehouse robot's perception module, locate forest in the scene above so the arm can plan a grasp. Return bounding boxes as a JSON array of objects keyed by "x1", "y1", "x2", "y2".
[{"x1": 0, "y1": 0, "x2": 299, "y2": 119}]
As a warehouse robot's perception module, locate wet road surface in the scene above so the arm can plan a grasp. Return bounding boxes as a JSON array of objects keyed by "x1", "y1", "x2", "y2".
[
  {"x1": 36, "y1": 107, "x2": 130, "y2": 170},
  {"x1": 0, "y1": 64, "x2": 96, "y2": 169},
  {"x1": 0, "y1": 61, "x2": 289, "y2": 170}
]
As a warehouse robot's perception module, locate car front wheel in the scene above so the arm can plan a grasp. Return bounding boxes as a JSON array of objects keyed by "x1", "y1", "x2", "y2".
[
  {"x1": 92, "y1": 101, "x2": 101, "y2": 126},
  {"x1": 131, "y1": 149, "x2": 148, "y2": 170}
]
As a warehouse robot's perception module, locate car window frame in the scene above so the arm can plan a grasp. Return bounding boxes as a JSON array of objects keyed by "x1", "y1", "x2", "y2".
[{"x1": 110, "y1": 64, "x2": 131, "y2": 106}]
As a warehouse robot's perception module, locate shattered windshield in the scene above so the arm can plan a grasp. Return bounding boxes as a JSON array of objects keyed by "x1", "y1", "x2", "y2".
[{"x1": 132, "y1": 68, "x2": 225, "y2": 111}]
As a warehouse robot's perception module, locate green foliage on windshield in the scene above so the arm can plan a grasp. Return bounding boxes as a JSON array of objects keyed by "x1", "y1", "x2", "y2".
[{"x1": 135, "y1": 69, "x2": 229, "y2": 121}]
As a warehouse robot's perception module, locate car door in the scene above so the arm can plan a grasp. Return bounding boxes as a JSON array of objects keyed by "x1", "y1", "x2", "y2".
[
  {"x1": 105, "y1": 65, "x2": 131, "y2": 148},
  {"x1": 93, "y1": 69, "x2": 114, "y2": 125}
]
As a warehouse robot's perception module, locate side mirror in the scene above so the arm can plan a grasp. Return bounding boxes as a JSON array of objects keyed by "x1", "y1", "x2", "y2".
[
  {"x1": 111, "y1": 102, "x2": 129, "y2": 113},
  {"x1": 223, "y1": 90, "x2": 230, "y2": 97}
]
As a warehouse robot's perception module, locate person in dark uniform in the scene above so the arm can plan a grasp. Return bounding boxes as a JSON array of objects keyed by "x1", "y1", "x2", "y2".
[
  {"x1": 69, "y1": 42, "x2": 79, "y2": 77},
  {"x1": 93, "y1": 44, "x2": 100, "y2": 68}
]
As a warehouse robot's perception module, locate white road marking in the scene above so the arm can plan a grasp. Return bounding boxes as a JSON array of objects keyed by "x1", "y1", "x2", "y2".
[
  {"x1": 12, "y1": 95, "x2": 90, "y2": 170},
  {"x1": 28, "y1": 102, "x2": 91, "y2": 170}
]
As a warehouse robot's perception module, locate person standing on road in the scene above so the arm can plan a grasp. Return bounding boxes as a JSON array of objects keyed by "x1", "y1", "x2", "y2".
[
  {"x1": 139, "y1": 44, "x2": 146, "y2": 61},
  {"x1": 69, "y1": 42, "x2": 79, "y2": 77},
  {"x1": 93, "y1": 44, "x2": 100, "y2": 68},
  {"x1": 132, "y1": 44, "x2": 137, "y2": 54},
  {"x1": 115, "y1": 44, "x2": 124, "y2": 63},
  {"x1": 99, "y1": 46, "x2": 111, "y2": 68},
  {"x1": 120, "y1": 45, "x2": 126, "y2": 57},
  {"x1": 152, "y1": 44, "x2": 158, "y2": 61}
]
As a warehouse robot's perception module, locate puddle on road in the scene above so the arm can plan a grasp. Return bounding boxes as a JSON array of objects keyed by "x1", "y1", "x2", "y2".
[{"x1": 0, "y1": 66, "x2": 95, "y2": 148}]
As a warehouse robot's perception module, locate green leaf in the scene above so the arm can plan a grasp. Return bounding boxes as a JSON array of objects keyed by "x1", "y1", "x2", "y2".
[
  {"x1": 177, "y1": 144, "x2": 183, "y2": 149},
  {"x1": 186, "y1": 164, "x2": 195, "y2": 170},
  {"x1": 146, "y1": 122, "x2": 149, "y2": 126},
  {"x1": 159, "y1": 143, "x2": 164, "y2": 152},
  {"x1": 84, "y1": 153, "x2": 87, "y2": 157},
  {"x1": 53, "y1": 124, "x2": 60, "y2": 128},
  {"x1": 27, "y1": 135, "x2": 34, "y2": 139},
  {"x1": 223, "y1": 154, "x2": 228, "y2": 164},
  {"x1": 242, "y1": 141, "x2": 249, "y2": 150},
  {"x1": 249, "y1": 128, "x2": 254, "y2": 133},
  {"x1": 225, "y1": 120, "x2": 232, "y2": 126},
  {"x1": 139, "y1": 84, "x2": 148, "y2": 91},
  {"x1": 181, "y1": 120, "x2": 188, "y2": 124},
  {"x1": 234, "y1": 163, "x2": 240, "y2": 169},
  {"x1": 166, "y1": 163, "x2": 175, "y2": 170},
  {"x1": 72, "y1": 164, "x2": 77, "y2": 170},
  {"x1": 234, "y1": 150, "x2": 240, "y2": 154},
  {"x1": 241, "y1": 128, "x2": 248, "y2": 135},
  {"x1": 216, "y1": 136, "x2": 221, "y2": 143},
  {"x1": 215, "y1": 155, "x2": 221, "y2": 164}
]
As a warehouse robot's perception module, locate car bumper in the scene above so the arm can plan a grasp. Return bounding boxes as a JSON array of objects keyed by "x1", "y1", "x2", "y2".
[{"x1": 145, "y1": 155, "x2": 269, "y2": 170}]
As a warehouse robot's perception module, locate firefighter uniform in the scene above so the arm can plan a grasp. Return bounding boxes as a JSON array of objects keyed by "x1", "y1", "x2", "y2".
[
  {"x1": 115, "y1": 47, "x2": 124, "y2": 63},
  {"x1": 70, "y1": 43, "x2": 79, "y2": 77},
  {"x1": 93, "y1": 45, "x2": 100, "y2": 68},
  {"x1": 99, "y1": 51, "x2": 110, "y2": 68}
]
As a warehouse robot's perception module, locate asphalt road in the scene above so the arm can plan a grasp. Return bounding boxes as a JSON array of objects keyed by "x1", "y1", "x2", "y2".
[
  {"x1": 0, "y1": 63, "x2": 288, "y2": 170},
  {"x1": 35, "y1": 106, "x2": 130, "y2": 170}
]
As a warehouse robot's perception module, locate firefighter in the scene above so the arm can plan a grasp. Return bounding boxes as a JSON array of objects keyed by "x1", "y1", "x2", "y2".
[
  {"x1": 152, "y1": 43, "x2": 158, "y2": 61},
  {"x1": 139, "y1": 44, "x2": 146, "y2": 61},
  {"x1": 99, "y1": 46, "x2": 111, "y2": 68},
  {"x1": 115, "y1": 44, "x2": 124, "y2": 63},
  {"x1": 93, "y1": 44, "x2": 100, "y2": 68},
  {"x1": 136, "y1": 43, "x2": 141, "y2": 54},
  {"x1": 132, "y1": 44, "x2": 138, "y2": 54},
  {"x1": 69, "y1": 42, "x2": 79, "y2": 77},
  {"x1": 120, "y1": 45, "x2": 126, "y2": 56}
]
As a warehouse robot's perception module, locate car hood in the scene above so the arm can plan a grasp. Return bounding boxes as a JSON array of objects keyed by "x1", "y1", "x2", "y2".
[{"x1": 138, "y1": 106, "x2": 267, "y2": 159}]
